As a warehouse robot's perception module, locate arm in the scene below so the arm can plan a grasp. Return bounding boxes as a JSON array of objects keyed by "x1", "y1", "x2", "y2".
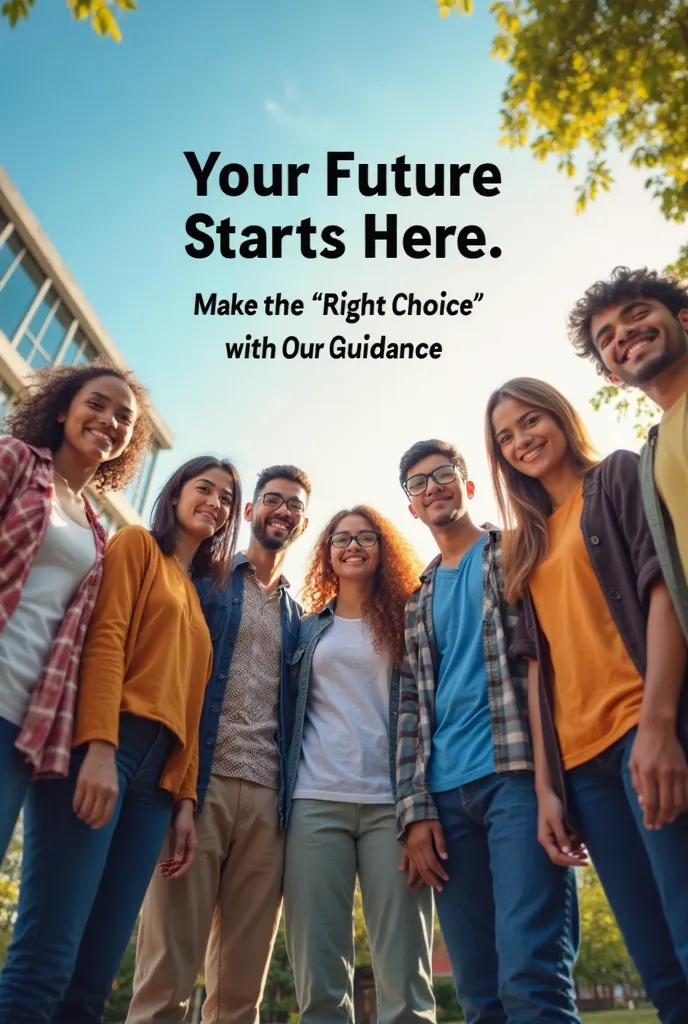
[
  {"x1": 75, "y1": 526, "x2": 151, "y2": 747},
  {"x1": 630, "y1": 581, "x2": 688, "y2": 829},
  {"x1": 528, "y1": 659, "x2": 588, "y2": 867},
  {"x1": 396, "y1": 595, "x2": 448, "y2": 891},
  {"x1": 72, "y1": 528, "x2": 151, "y2": 830}
]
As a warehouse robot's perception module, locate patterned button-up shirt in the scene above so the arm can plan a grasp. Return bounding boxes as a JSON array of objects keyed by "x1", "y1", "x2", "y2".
[
  {"x1": 0, "y1": 437, "x2": 107, "y2": 777},
  {"x1": 212, "y1": 563, "x2": 287, "y2": 790},
  {"x1": 395, "y1": 525, "x2": 533, "y2": 838}
]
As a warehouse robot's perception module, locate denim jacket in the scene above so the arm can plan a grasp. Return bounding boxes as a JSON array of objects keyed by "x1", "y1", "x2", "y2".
[
  {"x1": 194, "y1": 553, "x2": 302, "y2": 823},
  {"x1": 640, "y1": 426, "x2": 688, "y2": 643},
  {"x1": 283, "y1": 598, "x2": 400, "y2": 828}
]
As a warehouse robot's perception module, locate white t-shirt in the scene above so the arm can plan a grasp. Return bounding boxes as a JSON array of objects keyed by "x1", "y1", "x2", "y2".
[
  {"x1": 293, "y1": 615, "x2": 395, "y2": 804},
  {"x1": 0, "y1": 501, "x2": 97, "y2": 727}
]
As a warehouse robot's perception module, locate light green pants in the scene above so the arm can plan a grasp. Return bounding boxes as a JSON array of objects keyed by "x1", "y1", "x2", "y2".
[{"x1": 283, "y1": 800, "x2": 436, "y2": 1024}]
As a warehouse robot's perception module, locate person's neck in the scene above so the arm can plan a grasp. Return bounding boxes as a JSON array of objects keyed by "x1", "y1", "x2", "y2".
[
  {"x1": 52, "y1": 445, "x2": 98, "y2": 496},
  {"x1": 334, "y1": 577, "x2": 373, "y2": 619},
  {"x1": 174, "y1": 531, "x2": 202, "y2": 576},
  {"x1": 540, "y1": 459, "x2": 583, "y2": 510},
  {"x1": 245, "y1": 538, "x2": 288, "y2": 595},
  {"x1": 432, "y1": 514, "x2": 485, "y2": 570},
  {"x1": 643, "y1": 355, "x2": 688, "y2": 414}
]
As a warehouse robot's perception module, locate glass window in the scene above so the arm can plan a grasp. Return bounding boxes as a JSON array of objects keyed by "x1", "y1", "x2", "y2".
[
  {"x1": 17, "y1": 293, "x2": 72, "y2": 368},
  {"x1": 0, "y1": 233, "x2": 22, "y2": 289},
  {"x1": 125, "y1": 444, "x2": 158, "y2": 513},
  {"x1": 0, "y1": 378, "x2": 14, "y2": 434},
  {"x1": 0, "y1": 244, "x2": 45, "y2": 342},
  {"x1": 62, "y1": 328, "x2": 98, "y2": 367}
]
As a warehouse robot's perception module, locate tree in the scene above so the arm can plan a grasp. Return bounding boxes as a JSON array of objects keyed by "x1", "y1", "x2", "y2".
[
  {"x1": 0, "y1": 827, "x2": 22, "y2": 967},
  {"x1": 1, "y1": 0, "x2": 137, "y2": 41},
  {"x1": 437, "y1": 0, "x2": 687, "y2": 430},
  {"x1": 575, "y1": 868, "x2": 640, "y2": 996},
  {"x1": 436, "y1": 0, "x2": 688, "y2": 227}
]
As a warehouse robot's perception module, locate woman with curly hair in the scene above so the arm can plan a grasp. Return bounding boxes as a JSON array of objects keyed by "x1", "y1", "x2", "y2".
[
  {"x1": 282, "y1": 506, "x2": 435, "y2": 1024},
  {"x1": 0, "y1": 454, "x2": 243, "y2": 1024},
  {"x1": 0, "y1": 358, "x2": 151, "y2": 864}
]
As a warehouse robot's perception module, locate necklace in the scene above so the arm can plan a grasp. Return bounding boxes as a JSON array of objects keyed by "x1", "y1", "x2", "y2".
[{"x1": 174, "y1": 554, "x2": 193, "y2": 578}]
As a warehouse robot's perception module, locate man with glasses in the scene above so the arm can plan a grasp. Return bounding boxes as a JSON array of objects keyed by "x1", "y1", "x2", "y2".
[
  {"x1": 396, "y1": 440, "x2": 580, "y2": 1024},
  {"x1": 128, "y1": 466, "x2": 310, "y2": 1024}
]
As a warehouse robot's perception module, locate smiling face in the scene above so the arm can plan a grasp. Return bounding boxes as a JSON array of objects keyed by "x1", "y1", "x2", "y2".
[
  {"x1": 174, "y1": 467, "x2": 235, "y2": 544},
  {"x1": 247, "y1": 476, "x2": 309, "y2": 552},
  {"x1": 59, "y1": 374, "x2": 137, "y2": 466},
  {"x1": 329, "y1": 513, "x2": 380, "y2": 584},
  {"x1": 491, "y1": 397, "x2": 570, "y2": 482},
  {"x1": 405, "y1": 453, "x2": 473, "y2": 529},
  {"x1": 591, "y1": 297, "x2": 688, "y2": 387}
]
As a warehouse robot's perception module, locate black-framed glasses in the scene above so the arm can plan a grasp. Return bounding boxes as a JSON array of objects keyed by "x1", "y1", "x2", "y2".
[
  {"x1": 259, "y1": 492, "x2": 306, "y2": 517},
  {"x1": 403, "y1": 463, "x2": 458, "y2": 497},
  {"x1": 330, "y1": 530, "x2": 380, "y2": 549}
]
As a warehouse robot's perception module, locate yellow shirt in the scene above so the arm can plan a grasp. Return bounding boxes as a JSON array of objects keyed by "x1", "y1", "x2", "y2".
[
  {"x1": 655, "y1": 391, "x2": 688, "y2": 581},
  {"x1": 530, "y1": 482, "x2": 644, "y2": 769},
  {"x1": 74, "y1": 526, "x2": 213, "y2": 803}
]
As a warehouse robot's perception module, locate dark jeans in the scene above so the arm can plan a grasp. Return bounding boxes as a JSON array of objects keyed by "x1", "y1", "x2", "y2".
[
  {"x1": 433, "y1": 771, "x2": 580, "y2": 1024},
  {"x1": 0, "y1": 713, "x2": 176, "y2": 1024},
  {"x1": 567, "y1": 726, "x2": 688, "y2": 1024},
  {"x1": 0, "y1": 715, "x2": 31, "y2": 865}
]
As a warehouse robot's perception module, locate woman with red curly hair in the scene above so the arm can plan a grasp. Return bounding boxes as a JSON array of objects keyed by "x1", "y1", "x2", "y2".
[
  {"x1": 282, "y1": 506, "x2": 436, "y2": 1024},
  {"x1": 0, "y1": 358, "x2": 151, "y2": 865}
]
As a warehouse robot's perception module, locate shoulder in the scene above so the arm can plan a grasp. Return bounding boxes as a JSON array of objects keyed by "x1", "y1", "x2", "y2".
[
  {"x1": 592, "y1": 450, "x2": 640, "y2": 490},
  {"x1": 0, "y1": 436, "x2": 42, "y2": 471},
  {"x1": 106, "y1": 524, "x2": 157, "y2": 558}
]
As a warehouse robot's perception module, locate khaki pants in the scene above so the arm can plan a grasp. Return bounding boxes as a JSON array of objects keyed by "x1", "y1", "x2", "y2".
[{"x1": 127, "y1": 776, "x2": 284, "y2": 1024}]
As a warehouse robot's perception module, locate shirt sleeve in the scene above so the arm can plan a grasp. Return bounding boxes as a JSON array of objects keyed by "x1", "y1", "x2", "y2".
[
  {"x1": 75, "y1": 526, "x2": 152, "y2": 747},
  {"x1": 395, "y1": 593, "x2": 439, "y2": 839},
  {"x1": 509, "y1": 598, "x2": 537, "y2": 662},
  {"x1": 601, "y1": 450, "x2": 662, "y2": 605},
  {"x1": 0, "y1": 438, "x2": 30, "y2": 512}
]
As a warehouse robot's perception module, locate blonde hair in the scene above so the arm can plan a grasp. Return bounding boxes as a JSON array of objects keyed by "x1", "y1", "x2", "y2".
[{"x1": 485, "y1": 377, "x2": 599, "y2": 603}]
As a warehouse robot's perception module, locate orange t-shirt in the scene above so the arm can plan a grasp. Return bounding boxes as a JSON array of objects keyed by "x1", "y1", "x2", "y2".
[{"x1": 530, "y1": 481, "x2": 644, "y2": 770}]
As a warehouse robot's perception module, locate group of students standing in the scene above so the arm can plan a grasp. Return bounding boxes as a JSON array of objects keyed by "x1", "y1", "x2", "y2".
[{"x1": 0, "y1": 263, "x2": 685, "y2": 1024}]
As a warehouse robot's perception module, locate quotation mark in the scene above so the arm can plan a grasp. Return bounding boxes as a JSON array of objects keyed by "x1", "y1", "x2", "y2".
[
  {"x1": 474, "y1": 293, "x2": 484, "y2": 302},
  {"x1": 313, "y1": 292, "x2": 323, "y2": 301}
]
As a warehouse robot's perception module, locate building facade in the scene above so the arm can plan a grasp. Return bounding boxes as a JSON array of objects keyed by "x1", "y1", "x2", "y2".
[{"x1": 0, "y1": 164, "x2": 172, "y2": 532}]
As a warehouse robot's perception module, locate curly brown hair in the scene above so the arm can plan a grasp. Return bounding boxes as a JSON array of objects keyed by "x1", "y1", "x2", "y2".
[
  {"x1": 301, "y1": 505, "x2": 424, "y2": 667},
  {"x1": 4, "y1": 358, "x2": 153, "y2": 492}
]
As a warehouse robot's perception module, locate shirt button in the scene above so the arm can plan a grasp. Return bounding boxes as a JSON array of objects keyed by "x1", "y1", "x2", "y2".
[
  {"x1": 609, "y1": 590, "x2": 621, "y2": 600},
  {"x1": 590, "y1": 536, "x2": 600, "y2": 545},
  {"x1": 211, "y1": 704, "x2": 220, "y2": 713},
  {"x1": 205, "y1": 739, "x2": 214, "y2": 747}
]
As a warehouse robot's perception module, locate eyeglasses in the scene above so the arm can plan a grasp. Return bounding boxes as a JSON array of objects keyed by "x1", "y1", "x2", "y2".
[
  {"x1": 330, "y1": 530, "x2": 380, "y2": 549},
  {"x1": 403, "y1": 463, "x2": 459, "y2": 497},
  {"x1": 259, "y1": 492, "x2": 306, "y2": 517}
]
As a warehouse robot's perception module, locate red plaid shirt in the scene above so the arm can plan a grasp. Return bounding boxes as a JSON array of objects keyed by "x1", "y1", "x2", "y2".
[{"x1": 0, "y1": 437, "x2": 108, "y2": 776}]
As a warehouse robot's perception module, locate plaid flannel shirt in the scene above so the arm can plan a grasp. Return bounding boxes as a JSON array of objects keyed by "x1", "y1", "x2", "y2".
[
  {"x1": 0, "y1": 437, "x2": 107, "y2": 777},
  {"x1": 395, "y1": 525, "x2": 533, "y2": 838}
]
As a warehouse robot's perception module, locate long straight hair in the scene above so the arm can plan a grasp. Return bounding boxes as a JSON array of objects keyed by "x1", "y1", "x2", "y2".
[
  {"x1": 485, "y1": 378, "x2": 599, "y2": 604},
  {"x1": 150, "y1": 455, "x2": 242, "y2": 591}
]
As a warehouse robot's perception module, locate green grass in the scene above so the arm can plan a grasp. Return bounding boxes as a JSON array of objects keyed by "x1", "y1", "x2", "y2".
[{"x1": 581, "y1": 1011, "x2": 657, "y2": 1023}]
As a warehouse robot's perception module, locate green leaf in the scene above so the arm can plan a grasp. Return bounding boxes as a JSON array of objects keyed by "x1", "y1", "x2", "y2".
[{"x1": 92, "y1": 6, "x2": 122, "y2": 39}]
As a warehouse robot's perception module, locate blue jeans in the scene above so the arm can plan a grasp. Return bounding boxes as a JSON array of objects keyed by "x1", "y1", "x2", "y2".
[
  {"x1": 0, "y1": 713, "x2": 176, "y2": 1024},
  {"x1": 433, "y1": 771, "x2": 579, "y2": 1024},
  {"x1": 567, "y1": 726, "x2": 688, "y2": 1024},
  {"x1": 0, "y1": 716, "x2": 31, "y2": 864}
]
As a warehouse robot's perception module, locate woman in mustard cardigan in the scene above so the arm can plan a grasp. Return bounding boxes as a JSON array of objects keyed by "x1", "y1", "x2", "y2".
[{"x1": 0, "y1": 455, "x2": 242, "y2": 1024}]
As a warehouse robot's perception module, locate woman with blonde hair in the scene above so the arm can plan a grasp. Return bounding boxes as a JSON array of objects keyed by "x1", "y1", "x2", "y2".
[
  {"x1": 486, "y1": 376, "x2": 688, "y2": 1023},
  {"x1": 283, "y1": 505, "x2": 435, "y2": 1024}
]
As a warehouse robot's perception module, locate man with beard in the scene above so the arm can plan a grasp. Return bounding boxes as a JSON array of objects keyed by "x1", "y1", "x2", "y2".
[
  {"x1": 568, "y1": 267, "x2": 688, "y2": 641},
  {"x1": 127, "y1": 465, "x2": 310, "y2": 1024},
  {"x1": 395, "y1": 441, "x2": 580, "y2": 1024}
]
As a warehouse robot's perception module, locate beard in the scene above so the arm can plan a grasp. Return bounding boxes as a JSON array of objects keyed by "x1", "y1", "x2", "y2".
[
  {"x1": 624, "y1": 320, "x2": 688, "y2": 386},
  {"x1": 252, "y1": 517, "x2": 297, "y2": 551}
]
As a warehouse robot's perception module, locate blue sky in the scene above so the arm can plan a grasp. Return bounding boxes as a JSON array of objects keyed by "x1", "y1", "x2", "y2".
[{"x1": 1, "y1": 1, "x2": 685, "y2": 587}]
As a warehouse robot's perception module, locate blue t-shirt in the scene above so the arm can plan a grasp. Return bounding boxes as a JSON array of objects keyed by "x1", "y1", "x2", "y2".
[{"x1": 427, "y1": 534, "x2": 495, "y2": 793}]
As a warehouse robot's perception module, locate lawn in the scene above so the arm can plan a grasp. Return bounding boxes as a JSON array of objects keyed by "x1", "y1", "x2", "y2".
[{"x1": 581, "y1": 1011, "x2": 657, "y2": 1023}]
